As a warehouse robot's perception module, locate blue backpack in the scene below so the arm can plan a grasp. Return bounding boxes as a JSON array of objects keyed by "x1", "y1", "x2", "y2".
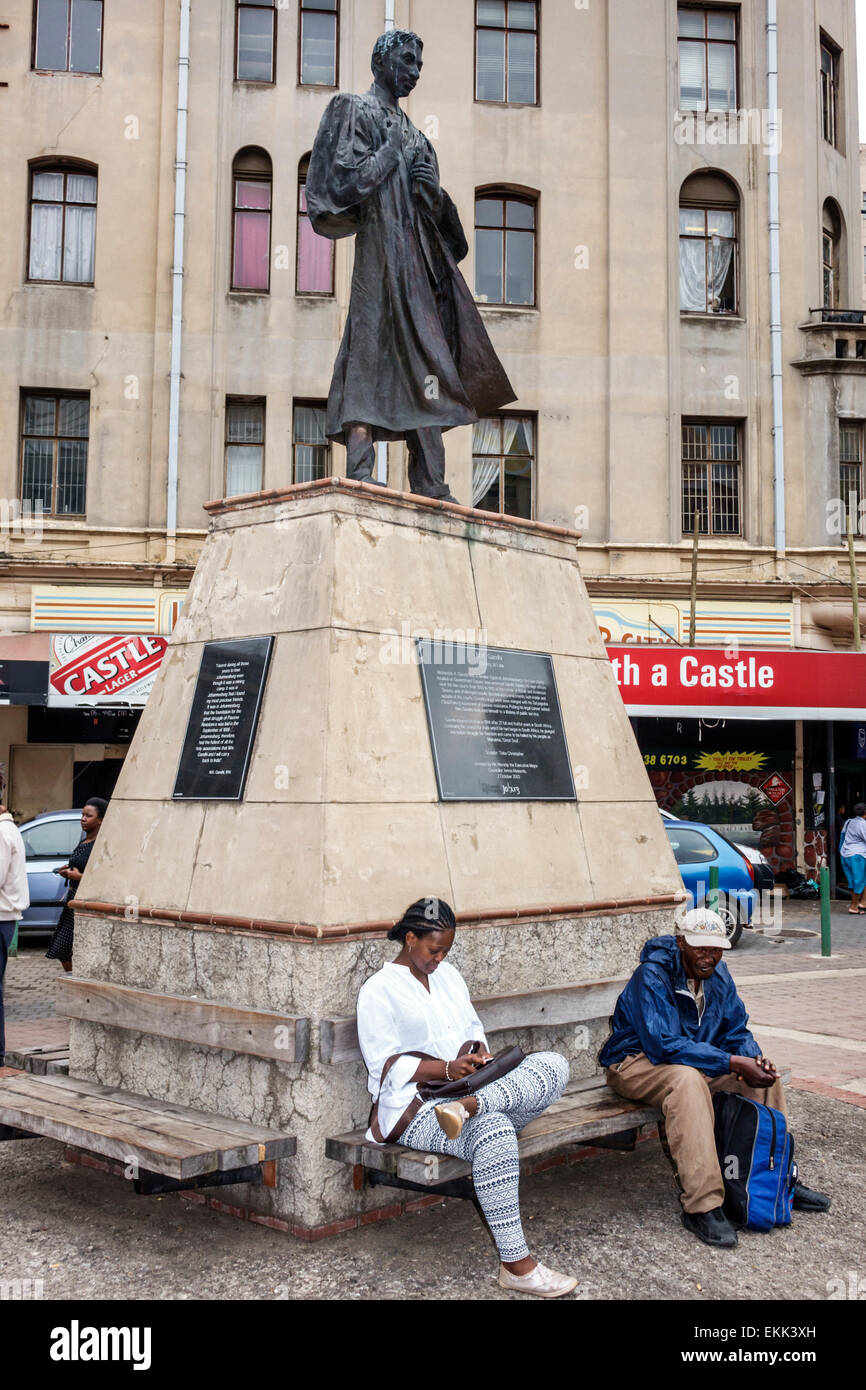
[{"x1": 712, "y1": 1092, "x2": 797, "y2": 1231}]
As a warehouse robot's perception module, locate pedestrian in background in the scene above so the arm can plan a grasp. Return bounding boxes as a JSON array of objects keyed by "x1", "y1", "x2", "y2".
[
  {"x1": 840, "y1": 803, "x2": 866, "y2": 914},
  {"x1": 46, "y1": 798, "x2": 108, "y2": 972},
  {"x1": 0, "y1": 804, "x2": 30, "y2": 1067}
]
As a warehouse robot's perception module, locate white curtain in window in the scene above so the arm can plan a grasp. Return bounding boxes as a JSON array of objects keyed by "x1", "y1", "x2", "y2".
[
  {"x1": 503, "y1": 416, "x2": 532, "y2": 455},
  {"x1": 63, "y1": 205, "x2": 96, "y2": 281},
  {"x1": 708, "y1": 236, "x2": 734, "y2": 309},
  {"x1": 226, "y1": 446, "x2": 263, "y2": 496},
  {"x1": 472, "y1": 416, "x2": 502, "y2": 505},
  {"x1": 30, "y1": 203, "x2": 63, "y2": 280},
  {"x1": 679, "y1": 238, "x2": 707, "y2": 311}
]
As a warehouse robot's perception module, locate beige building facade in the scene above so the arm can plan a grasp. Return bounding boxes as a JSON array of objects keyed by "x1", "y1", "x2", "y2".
[{"x1": 1, "y1": 1, "x2": 864, "y2": 849}]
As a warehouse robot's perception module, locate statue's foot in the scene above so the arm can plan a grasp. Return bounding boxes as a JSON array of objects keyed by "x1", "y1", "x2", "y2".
[{"x1": 347, "y1": 470, "x2": 388, "y2": 488}]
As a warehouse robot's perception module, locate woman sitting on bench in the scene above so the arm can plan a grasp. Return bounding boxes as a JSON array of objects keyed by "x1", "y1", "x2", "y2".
[{"x1": 356, "y1": 897, "x2": 577, "y2": 1299}]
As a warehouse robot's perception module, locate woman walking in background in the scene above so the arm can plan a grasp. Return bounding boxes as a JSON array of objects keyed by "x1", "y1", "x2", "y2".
[
  {"x1": 46, "y1": 798, "x2": 108, "y2": 971},
  {"x1": 840, "y1": 803, "x2": 866, "y2": 914}
]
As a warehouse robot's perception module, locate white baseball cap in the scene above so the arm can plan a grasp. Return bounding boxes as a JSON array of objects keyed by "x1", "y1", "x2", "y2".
[{"x1": 677, "y1": 907, "x2": 730, "y2": 950}]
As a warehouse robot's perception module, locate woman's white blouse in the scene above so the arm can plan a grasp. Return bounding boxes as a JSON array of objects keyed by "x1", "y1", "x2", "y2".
[{"x1": 356, "y1": 960, "x2": 488, "y2": 1143}]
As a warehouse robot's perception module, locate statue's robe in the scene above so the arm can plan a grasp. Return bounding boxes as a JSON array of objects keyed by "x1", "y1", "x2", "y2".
[{"x1": 306, "y1": 88, "x2": 516, "y2": 445}]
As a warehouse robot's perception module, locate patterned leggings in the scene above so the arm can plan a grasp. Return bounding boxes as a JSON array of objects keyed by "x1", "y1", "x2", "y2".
[{"x1": 400, "y1": 1051, "x2": 569, "y2": 1263}]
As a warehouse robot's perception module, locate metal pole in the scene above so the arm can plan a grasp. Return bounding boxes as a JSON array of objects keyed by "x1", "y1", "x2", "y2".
[
  {"x1": 766, "y1": 0, "x2": 786, "y2": 560},
  {"x1": 708, "y1": 863, "x2": 719, "y2": 916},
  {"x1": 166, "y1": 0, "x2": 191, "y2": 564},
  {"x1": 689, "y1": 510, "x2": 699, "y2": 646},
  {"x1": 848, "y1": 505, "x2": 862, "y2": 651},
  {"x1": 819, "y1": 864, "x2": 832, "y2": 957},
  {"x1": 827, "y1": 721, "x2": 837, "y2": 898}
]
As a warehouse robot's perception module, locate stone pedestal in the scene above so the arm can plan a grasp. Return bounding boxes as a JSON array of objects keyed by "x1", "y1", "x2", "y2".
[{"x1": 72, "y1": 480, "x2": 682, "y2": 1234}]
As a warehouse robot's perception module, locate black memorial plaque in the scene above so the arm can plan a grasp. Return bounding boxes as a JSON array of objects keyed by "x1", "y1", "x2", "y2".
[
  {"x1": 172, "y1": 637, "x2": 274, "y2": 801},
  {"x1": 417, "y1": 641, "x2": 576, "y2": 801}
]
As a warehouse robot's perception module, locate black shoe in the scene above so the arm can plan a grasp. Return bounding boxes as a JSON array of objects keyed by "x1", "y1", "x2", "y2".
[
  {"x1": 792, "y1": 1182, "x2": 830, "y2": 1212},
  {"x1": 681, "y1": 1207, "x2": 738, "y2": 1248},
  {"x1": 347, "y1": 471, "x2": 387, "y2": 488}
]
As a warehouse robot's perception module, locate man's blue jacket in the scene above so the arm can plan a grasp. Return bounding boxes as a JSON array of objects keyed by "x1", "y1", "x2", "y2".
[{"x1": 598, "y1": 935, "x2": 762, "y2": 1076}]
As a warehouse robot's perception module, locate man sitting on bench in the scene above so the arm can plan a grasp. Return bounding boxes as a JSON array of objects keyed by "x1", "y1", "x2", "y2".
[{"x1": 599, "y1": 909, "x2": 829, "y2": 1248}]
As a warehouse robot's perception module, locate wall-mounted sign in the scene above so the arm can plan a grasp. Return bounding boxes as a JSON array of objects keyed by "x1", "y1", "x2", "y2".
[
  {"x1": 32, "y1": 585, "x2": 187, "y2": 634},
  {"x1": 594, "y1": 600, "x2": 793, "y2": 649},
  {"x1": 417, "y1": 641, "x2": 576, "y2": 801},
  {"x1": 173, "y1": 637, "x2": 273, "y2": 801},
  {"x1": 609, "y1": 646, "x2": 866, "y2": 719},
  {"x1": 761, "y1": 773, "x2": 792, "y2": 805},
  {"x1": 0, "y1": 660, "x2": 48, "y2": 706},
  {"x1": 48, "y1": 634, "x2": 168, "y2": 707}
]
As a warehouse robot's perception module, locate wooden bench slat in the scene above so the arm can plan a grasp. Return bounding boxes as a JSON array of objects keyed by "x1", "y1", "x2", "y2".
[
  {"x1": 0, "y1": 1076, "x2": 296, "y2": 1179},
  {"x1": 4, "y1": 1047, "x2": 70, "y2": 1076},
  {"x1": 61, "y1": 979, "x2": 309, "y2": 1063},
  {"x1": 0, "y1": 1075, "x2": 276, "y2": 1161},
  {"x1": 13, "y1": 1073, "x2": 295, "y2": 1147},
  {"x1": 326, "y1": 1082, "x2": 658, "y2": 1183},
  {"x1": 320, "y1": 978, "x2": 628, "y2": 1065}
]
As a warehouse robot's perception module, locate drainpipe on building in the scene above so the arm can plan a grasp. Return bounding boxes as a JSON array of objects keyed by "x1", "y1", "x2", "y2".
[
  {"x1": 766, "y1": 0, "x2": 786, "y2": 563},
  {"x1": 166, "y1": 0, "x2": 191, "y2": 565},
  {"x1": 375, "y1": 1, "x2": 397, "y2": 484}
]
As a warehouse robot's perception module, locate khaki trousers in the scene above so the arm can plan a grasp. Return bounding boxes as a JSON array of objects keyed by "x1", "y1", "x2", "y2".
[{"x1": 606, "y1": 1053, "x2": 788, "y2": 1214}]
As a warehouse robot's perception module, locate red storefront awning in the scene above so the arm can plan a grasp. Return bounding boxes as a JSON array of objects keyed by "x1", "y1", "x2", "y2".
[{"x1": 607, "y1": 646, "x2": 866, "y2": 720}]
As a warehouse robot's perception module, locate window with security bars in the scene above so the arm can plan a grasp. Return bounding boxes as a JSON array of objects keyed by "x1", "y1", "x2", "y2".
[
  {"x1": 225, "y1": 398, "x2": 264, "y2": 496},
  {"x1": 33, "y1": 0, "x2": 103, "y2": 74},
  {"x1": 820, "y1": 36, "x2": 839, "y2": 147},
  {"x1": 677, "y1": 7, "x2": 737, "y2": 112},
  {"x1": 236, "y1": 2, "x2": 276, "y2": 82},
  {"x1": 29, "y1": 165, "x2": 97, "y2": 284},
  {"x1": 299, "y1": 1, "x2": 338, "y2": 86},
  {"x1": 293, "y1": 403, "x2": 330, "y2": 483},
  {"x1": 475, "y1": 1, "x2": 538, "y2": 106},
  {"x1": 839, "y1": 422, "x2": 863, "y2": 537},
  {"x1": 472, "y1": 415, "x2": 534, "y2": 517},
  {"x1": 681, "y1": 422, "x2": 741, "y2": 536},
  {"x1": 20, "y1": 392, "x2": 88, "y2": 516}
]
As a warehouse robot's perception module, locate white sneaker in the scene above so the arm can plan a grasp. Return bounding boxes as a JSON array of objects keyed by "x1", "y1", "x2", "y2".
[
  {"x1": 498, "y1": 1262, "x2": 578, "y2": 1299},
  {"x1": 434, "y1": 1100, "x2": 470, "y2": 1140}
]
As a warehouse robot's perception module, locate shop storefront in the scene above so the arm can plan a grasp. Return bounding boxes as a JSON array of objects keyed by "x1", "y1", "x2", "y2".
[
  {"x1": 606, "y1": 643, "x2": 866, "y2": 881},
  {"x1": 0, "y1": 585, "x2": 182, "y2": 821}
]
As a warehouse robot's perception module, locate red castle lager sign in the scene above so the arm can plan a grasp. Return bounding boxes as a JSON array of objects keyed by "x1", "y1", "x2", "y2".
[{"x1": 49, "y1": 634, "x2": 168, "y2": 707}]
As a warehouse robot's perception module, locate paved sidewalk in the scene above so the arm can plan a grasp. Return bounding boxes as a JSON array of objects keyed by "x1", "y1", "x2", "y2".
[{"x1": 728, "y1": 901, "x2": 866, "y2": 1108}]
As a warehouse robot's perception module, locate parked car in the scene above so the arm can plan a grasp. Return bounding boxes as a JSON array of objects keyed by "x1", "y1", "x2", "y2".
[
  {"x1": 17, "y1": 810, "x2": 84, "y2": 936},
  {"x1": 660, "y1": 808, "x2": 775, "y2": 897},
  {"x1": 662, "y1": 819, "x2": 757, "y2": 947}
]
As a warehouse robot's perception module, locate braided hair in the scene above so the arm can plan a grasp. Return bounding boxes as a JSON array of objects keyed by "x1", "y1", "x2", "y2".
[{"x1": 387, "y1": 897, "x2": 456, "y2": 944}]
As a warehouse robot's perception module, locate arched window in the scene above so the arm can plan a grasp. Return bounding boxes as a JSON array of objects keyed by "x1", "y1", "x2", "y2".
[
  {"x1": 28, "y1": 160, "x2": 97, "y2": 284},
  {"x1": 231, "y1": 148, "x2": 272, "y2": 293},
  {"x1": 296, "y1": 155, "x2": 334, "y2": 295},
  {"x1": 474, "y1": 189, "x2": 537, "y2": 307},
  {"x1": 822, "y1": 200, "x2": 843, "y2": 310},
  {"x1": 679, "y1": 171, "x2": 739, "y2": 315}
]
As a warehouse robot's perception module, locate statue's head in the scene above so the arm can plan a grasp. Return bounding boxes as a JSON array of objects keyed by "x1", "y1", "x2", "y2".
[{"x1": 371, "y1": 29, "x2": 423, "y2": 98}]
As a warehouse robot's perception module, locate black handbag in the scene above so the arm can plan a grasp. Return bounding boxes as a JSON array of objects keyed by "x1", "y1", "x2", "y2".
[{"x1": 369, "y1": 1042, "x2": 525, "y2": 1144}]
